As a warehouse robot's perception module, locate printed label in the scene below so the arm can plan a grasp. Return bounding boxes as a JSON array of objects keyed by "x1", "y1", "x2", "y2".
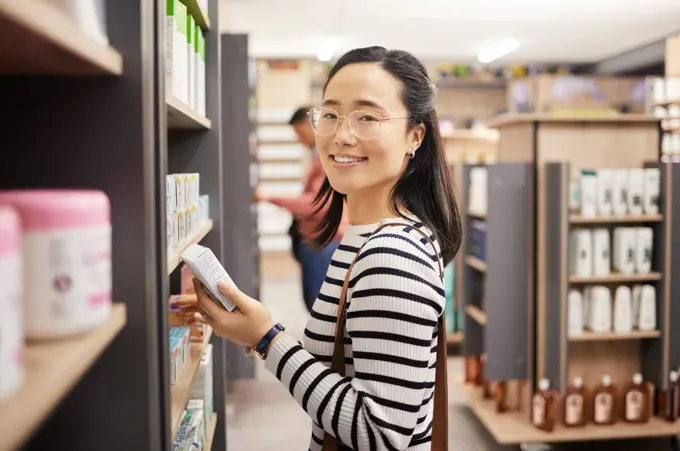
[
  {"x1": 626, "y1": 390, "x2": 643, "y2": 421},
  {"x1": 532, "y1": 395, "x2": 545, "y2": 426},
  {"x1": 595, "y1": 392, "x2": 612, "y2": 423},
  {"x1": 565, "y1": 394, "x2": 583, "y2": 425}
]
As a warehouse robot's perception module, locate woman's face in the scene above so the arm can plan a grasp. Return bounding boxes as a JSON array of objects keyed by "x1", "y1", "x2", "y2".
[{"x1": 315, "y1": 63, "x2": 424, "y2": 197}]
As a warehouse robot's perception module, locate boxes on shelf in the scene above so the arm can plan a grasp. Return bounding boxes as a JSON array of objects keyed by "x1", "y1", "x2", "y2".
[
  {"x1": 44, "y1": 0, "x2": 110, "y2": 45},
  {"x1": 169, "y1": 327, "x2": 191, "y2": 385},
  {"x1": 196, "y1": 31, "x2": 206, "y2": 116},
  {"x1": 173, "y1": 399, "x2": 205, "y2": 450},
  {"x1": 187, "y1": 15, "x2": 196, "y2": 110},
  {"x1": 198, "y1": 195, "x2": 209, "y2": 223},
  {"x1": 189, "y1": 344, "x2": 214, "y2": 434},
  {"x1": 166, "y1": 173, "x2": 202, "y2": 247},
  {"x1": 166, "y1": 0, "x2": 188, "y2": 104}
]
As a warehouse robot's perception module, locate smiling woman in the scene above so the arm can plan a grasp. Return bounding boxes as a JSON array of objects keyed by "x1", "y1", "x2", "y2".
[{"x1": 191, "y1": 46, "x2": 462, "y2": 451}]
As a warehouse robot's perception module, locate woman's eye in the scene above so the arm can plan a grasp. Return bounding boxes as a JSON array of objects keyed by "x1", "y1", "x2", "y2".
[
  {"x1": 323, "y1": 113, "x2": 337, "y2": 119},
  {"x1": 358, "y1": 115, "x2": 378, "y2": 122}
]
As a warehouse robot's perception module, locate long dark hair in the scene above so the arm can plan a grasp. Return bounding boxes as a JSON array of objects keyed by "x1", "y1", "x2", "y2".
[{"x1": 311, "y1": 46, "x2": 462, "y2": 264}]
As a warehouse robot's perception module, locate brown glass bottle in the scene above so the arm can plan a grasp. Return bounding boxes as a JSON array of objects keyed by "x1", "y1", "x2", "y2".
[
  {"x1": 667, "y1": 371, "x2": 679, "y2": 422},
  {"x1": 593, "y1": 375, "x2": 617, "y2": 425},
  {"x1": 623, "y1": 373, "x2": 650, "y2": 424},
  {"x1": 563, "y1": 376, "x2": 587, "y2": 427},
  {"x1": 532, "y1": 379, "x2": 557, "y2": 432},
  {"x1": 496, "y1": 381, "x2": 508, "y2": 413}
]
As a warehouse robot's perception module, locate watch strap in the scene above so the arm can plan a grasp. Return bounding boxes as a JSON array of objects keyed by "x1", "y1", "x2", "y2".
[{"x1": 254, "y1": 323, "x2": 285, "y2": 358}]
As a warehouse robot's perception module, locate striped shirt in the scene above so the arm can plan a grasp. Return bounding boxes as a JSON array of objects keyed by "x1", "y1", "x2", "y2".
[{"x1": 265, "y1": 216, "x2": 445, "y2": 451}]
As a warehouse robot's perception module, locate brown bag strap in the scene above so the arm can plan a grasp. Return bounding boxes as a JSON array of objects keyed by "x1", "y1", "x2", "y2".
[{"x1": 323, "y1": 222, "x2": 448, "y2": 451}]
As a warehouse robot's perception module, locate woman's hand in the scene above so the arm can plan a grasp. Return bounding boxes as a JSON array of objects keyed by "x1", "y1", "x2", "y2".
[{"x1": 190, "y1": 278, "x2": 276, "y2": 347}]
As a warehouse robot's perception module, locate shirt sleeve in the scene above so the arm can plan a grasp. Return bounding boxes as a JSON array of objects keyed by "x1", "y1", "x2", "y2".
[
  {"x1": 266, "y1": 170, "x2": 325, "y2": 218},
  {"x1": 264, "y1": 229, "x2": 444, "y2": 450}
]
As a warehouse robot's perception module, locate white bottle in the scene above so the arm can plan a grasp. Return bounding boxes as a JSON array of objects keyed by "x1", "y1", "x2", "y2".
[
  {"x1": 573, "y1": 229, "x2": 593, "y2": 278},
  {"x1": 628, "y1": 169, "x2": 644, "y2": 215},
  {"x1": 583, "y1": 286, "x2": 592, "y2": 328},
  {"x1": 613, "y1": 286, "x2": 633, "y2": 333},
  {"x1": 638, "y1": 285, "x2": 657, "y2": 332},
  {"x1": 580, "y1": 170, "x2": 598, "y2": 218},
  {"x1": 568, "y1": 290, "x2": 585, "y2": 337},
  {"x1": 614, "y1": 227, "x2": 636, "y2": 274},
  {"x1": 569, "y1": 178, "x2": 580, "y2": 213},
  {"x1": 635, "y1": 227, "x2": 653, "y2": 274},
  {"x1": 643, "y1": 168, "x2": 660, "y2": 215},
  {"x1": 592, "y1": 228, "x2": 611, "y2": 276},
  {"x1": 611, "y1": 169, "x2": 629, "y2": 217},
  {"x1": 596, "y1": 169, "x2": 613, "y2": 216},
  {"x1": 589, "y1": 286, "x2": 612, "y2": 333},
  {"x1": 632, "y1": 285, "x2": 643, "y2": 329}
]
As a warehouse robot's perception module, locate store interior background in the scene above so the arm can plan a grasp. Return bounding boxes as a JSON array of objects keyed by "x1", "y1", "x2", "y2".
[{"x1": 3, "y1": 0, "x2": 680, "y2": 450}]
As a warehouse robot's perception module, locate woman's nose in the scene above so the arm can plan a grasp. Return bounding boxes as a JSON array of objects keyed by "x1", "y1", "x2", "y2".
[{"x1": 333, "y1": 117, "x2": 356, "y2": 146}]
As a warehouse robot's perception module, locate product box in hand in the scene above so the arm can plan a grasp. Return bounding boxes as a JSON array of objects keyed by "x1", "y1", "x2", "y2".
[
  {"x1": 166, "y1": 0, "x2": 188, "y2": 104},
  {"x1": 173, "y1": 400, "x2": 205, "y2": 450},
  {"x1": 189, "y1": 344, "x2": 214, "y2": 427},
  {"x1": 181, "y1": 244, "x2": 237, "y2": 311}
]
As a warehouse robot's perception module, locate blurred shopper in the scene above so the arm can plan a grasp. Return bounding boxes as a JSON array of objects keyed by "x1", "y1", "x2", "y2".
[
  {"x1": 256, "y1": 107, "x2": 347, "y2": 312},
  {"x1": 192, "y1": 46, "x2": 459, "y2": 450}
]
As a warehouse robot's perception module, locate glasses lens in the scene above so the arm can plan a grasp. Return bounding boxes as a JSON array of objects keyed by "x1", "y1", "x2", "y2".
[
  {"x1": 310, "y1": 107, "x2": 337, "y2": 135},
  {"x1": 349, "y1": 110, "x2": 382, "y2": 139}
]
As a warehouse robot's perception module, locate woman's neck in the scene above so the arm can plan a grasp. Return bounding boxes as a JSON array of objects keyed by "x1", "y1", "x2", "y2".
[{"x1": 346, "y1": 184, "x2": 400, "y2": 226}]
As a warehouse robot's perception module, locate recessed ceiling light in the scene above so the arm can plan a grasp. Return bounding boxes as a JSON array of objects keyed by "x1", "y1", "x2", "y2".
[{"x1": 477, "y1": 37, "x2": 520, "y2": 64}]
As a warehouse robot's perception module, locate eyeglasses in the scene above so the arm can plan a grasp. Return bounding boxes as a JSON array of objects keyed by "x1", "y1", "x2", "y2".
[{"x1": 308, "y1": 106, "x2": 409, "y2": 140}]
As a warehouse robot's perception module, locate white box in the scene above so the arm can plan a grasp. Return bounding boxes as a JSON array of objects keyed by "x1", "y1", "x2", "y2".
[
  {"x1": 595, "y1": 169, "x2": 613, "y2": 216},
  {"x1": 579, "y1": 170, "x2": 597, "y2": 218},
  {"x1": 166, "y1": 0, "x2": 188, "y2": 104},
  {"x1": 181, "y1": 244, "x2": 237, "y2": 311},
  {"x1": 173, "y1": 209, "x2": 186, "y2": 246},
  {"x1": 643, "y1": 168, "x2": 660, "y2": 214},
  {"x1": 185, "y1": 207, "x2": 193, "y2": 236},
  {"x1": 187, "y1": 15, "x2": 196, "y2": 110},
  {"x1": 198, "y1": 33, "x2": 206, "y2": 116},
  {"x1": 592, "y1": 228, "x2": 611, "y2": 276},
  {"x1": 627, "y1": 169, "x2": 644, "y2": 215},
  {"x1": 611, "y1": 169, "x2": 628, "y2": 217},
  {"x1": 166, "y1": 175, "x2": 176, "y2": 212},
  {"x1": 199, "y1": 195, "x2": 209, "y2": 222},
  {"x1": 173, "y1": 174, "x2": 186, "y2": 210},
  {"x1": 635, "y1": 227, "x2": 653, "y2": 274}
]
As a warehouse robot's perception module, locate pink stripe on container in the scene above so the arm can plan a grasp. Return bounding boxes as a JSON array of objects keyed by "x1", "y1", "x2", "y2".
[
  {"x1": 0, "y1": 190, "x2": 110, "y2": 231},
  {"x1": 88, "y1": 291, "x2": 111, "y2": 306},
  {"x1": 0, "y1": 206, "x2": 20, "y2": 255}
]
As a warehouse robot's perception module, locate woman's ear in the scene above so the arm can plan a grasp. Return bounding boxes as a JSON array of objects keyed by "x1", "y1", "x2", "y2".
[{"x1": 408, "y1": 123, "x2": 426, "y2": 153}]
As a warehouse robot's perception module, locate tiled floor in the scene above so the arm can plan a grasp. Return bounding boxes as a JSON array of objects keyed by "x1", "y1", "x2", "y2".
[{"x1": 226, "y1": 269, "x2": 676, "y2": 450}]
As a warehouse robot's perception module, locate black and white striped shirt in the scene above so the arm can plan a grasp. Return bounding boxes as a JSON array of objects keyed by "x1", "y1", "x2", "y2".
[{"x1": 265, "y1": 216, "x2": 444, "y2": 451}]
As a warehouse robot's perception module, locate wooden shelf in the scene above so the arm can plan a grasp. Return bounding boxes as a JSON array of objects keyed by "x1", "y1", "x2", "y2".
[
  {"x1": 664, "y1": 125, "x2": 680, "y2": 133},
  {"x1": 441, "y1": 130, "x2": 499, "y2": 143},
  {"x1": 0, "y1": 304, "x2": 127, "y2": 451},
  {"x1": 570, "y1": 330, "x2": 661, "y2": 342},
  {"x1": 446, "y1": 332, "x2": 463, "y2": 344},
  {"x1": 435, "y1": 78, "x2": 506, "y2": 90},
  {"x1": 654, "y1": 99, "x2": 680, "y2": 108},
  {"x1": 466, "y1": 305, "x2": 488, "y2": 325},
  {"x1": 465, "y1": 255, "x2": 487, "y2": 273},
  {"x1": 0, "y1": 0, "x2": 123, "y2": 75},
  {"x1": 461, "y1": 383, "x2": 680, "y2": 445},
  {"x1": 569, "y1": 272, "x2": 662, "y2": 284},
  {"x1": 487, "y1": 113, "x2": 660, "y2": 128},
  {"x1": 570, "y1": 214, "x2": 663, "y2": 224},
  {"x1": 167, "y1": 219, "x2": 214, "y2": 274},
  {"x1": 467, "y1": 210, "x2": 487, "y2": 220},
  {"x1": 171, "y1": 344, "x2": 204, "y2": 436},
  {"x1": 167, "y1": 95, "x2": 212, "y2": 130},
  {"x1": 204, "y1": 412, "x2": 217, "y2": 450},
  {"x1": 181, "y1": 0, "x2": 210, "y2": 30}
]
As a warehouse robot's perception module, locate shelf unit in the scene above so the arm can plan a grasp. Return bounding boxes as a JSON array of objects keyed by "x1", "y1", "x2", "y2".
[
  {"x1": 457, "y1": 112, "x2": 680, "y2": 446},
  {"x1": 0, "y1": 1, "x2": 258, "y2": 450}
]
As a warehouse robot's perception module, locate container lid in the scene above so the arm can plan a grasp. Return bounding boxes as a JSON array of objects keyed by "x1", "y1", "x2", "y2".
[
  {"x1": 0, "y1": 190, "x2": 110, "y2": 231},
  {"x1": 0, "y1": 206, "x2": 20, "y2": 254},
  {"x1": 633, "y1": 373, "x2": 643, "y2": 384},
  {"x1": 538, "y1": 379, "x2": 550, "y2": 391},
  {"x1": 573, "y1": 376, "x2": 583, "y2": 388},
  {"x1": 602, "y1": 375, "x2": 612, "y2": 385}
]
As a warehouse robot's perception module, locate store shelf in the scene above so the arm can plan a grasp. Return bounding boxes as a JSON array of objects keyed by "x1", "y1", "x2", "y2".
[
  {"x1": 167, "y1": 95, "x2": 212, "y2": 130},
  {"x1": 167, "y1": 219, "x2": 214, "y2": 274},
  {"x1": 435, "y1": 78, "x2": 506, "y2": 90},
  {"x1": 466, "y1": 306, "x2": 488, "y2": 325},
  {"x1": 0, "y1": 304, "x2": 127, "y2": 451},
  {"x1": 465, "y1": 255, "x2": 487, "y2": 273},
  {"x1": 468, "y1": 210, "x2": 487, "y2": 220},
  {"x1": 664, "y1": 125, "x2": 680, "y2": 133},
  {"x1": 446, "y1": 332, "x2": 463, "y2": 344},
  {"x1": 460, "y1": 383, "x2": 680, "y2": 445},
  {"x1": 569, "y1": 330, "x2": 661, "y2": 342},
  {"x1": 0, "y1": 0, "x2": 123, "y2": 75},
  {"x1": 181, "y1": 0, "x2": 210, "y2": 30},
  {"x1": 569, "y1": 272, "x2": 663, "y2": 284},
  {"x1": 171, "y1": 344, "x2": 204, "y2": 436},
  {"x1": 205, "y1": 413, "x2": 218, "y2": 450},
  {"x1": 570, "y1": 214, "x2": 663, "y2": 224},
  {"x1": 654, "y1": 99, "x2": 680, "y2": 107},
  {"x1": 487, "y1": 113, "x2": 660, "y2": 128}
]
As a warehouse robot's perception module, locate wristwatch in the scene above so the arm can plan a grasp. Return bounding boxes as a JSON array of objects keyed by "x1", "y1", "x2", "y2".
[{"x1": 253, "y1": 322, "x2": 285, "y2": 359}]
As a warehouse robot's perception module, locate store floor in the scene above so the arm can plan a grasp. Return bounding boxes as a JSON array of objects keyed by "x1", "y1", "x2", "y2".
[{"x1": 226, "y1": 256, "x2": 672, "y2": 451}]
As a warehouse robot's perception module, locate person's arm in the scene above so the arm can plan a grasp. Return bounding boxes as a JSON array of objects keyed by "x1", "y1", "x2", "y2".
[
  {"x1": 264, "y1": 229, "x2": 443, "y2": 450},
  {"x1": 266, "y1": 166, "x2": 328, "y2": 219}
]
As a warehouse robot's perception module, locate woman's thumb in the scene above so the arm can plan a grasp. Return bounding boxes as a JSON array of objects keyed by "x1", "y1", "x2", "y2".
[{"x1": 218, "y1": 281, "x2": 247, "y2": 311}]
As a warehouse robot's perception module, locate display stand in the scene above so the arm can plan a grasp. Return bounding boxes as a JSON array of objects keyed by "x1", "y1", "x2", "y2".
[
  {"x1": 458, "y1": 113, "x2": 680, "y2": 448},
  {"x1": 0, "y1": 1, "x2": 255, "y2": 450}
]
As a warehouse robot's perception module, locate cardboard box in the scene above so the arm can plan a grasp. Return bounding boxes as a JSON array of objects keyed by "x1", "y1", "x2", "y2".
[
  {"x1": 166, "y1": 0, "x2": 188, "y2": 103},
  {"x1": 187, "y1": 15, "x2": 196, "y2": 110}
]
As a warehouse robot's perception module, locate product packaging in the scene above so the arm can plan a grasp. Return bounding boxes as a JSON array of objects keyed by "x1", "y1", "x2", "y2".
[
  {"x1": 579, "y1": 170, "x2": 597, "y2": 218},
  {"x1": 199, "y1": 195, "x2": 209, "y2": 223},
  {"x1": 166, "y1": 0, "x2": 188, "y2": 104},
  {"x1": 0, "y1": 190, "x2": 112, "y2": 340},
  {"x1": 198, "y1": 32, "x2": 206, "y2": 116},
  {"x1": 0, "y1": 206, "x2": 23, "y2": 401},
  {"x1": 173, "y1": 400, "x2": 205, "y2": 450},
  {"x1": 45, "y1": 0, "x2": 109, "y2": 44},
  {"x1": 181, "y1": 244, "x2": 237, "y2": 311},
  {"x1": 643, "y1": 168, "x2": 660, "y2": 214},
  {"x1": 189, "y1": 344, "x2": 214, "y2": 432},
  {"x1": 187, "y1": 15, "x2": 196, "y2": 110}
]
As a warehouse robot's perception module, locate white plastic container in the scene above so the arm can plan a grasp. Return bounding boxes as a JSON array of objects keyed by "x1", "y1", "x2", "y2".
[
  {"x1": 0, "y1": 190, "x2": 112, "y2": 340},
  {"x1": 0, "y1": 207, "x2": 23, "y2": 401}
]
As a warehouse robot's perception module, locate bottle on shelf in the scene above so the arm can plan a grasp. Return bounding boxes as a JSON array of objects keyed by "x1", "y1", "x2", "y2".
[
  {"x1": 464, "y1": 355, "x2": 482, "y2": 385},
  {"x1": 593, "y1": 375, "x2": 617, "y2": 425},
  {"x1": 666, "y1": 371, "x2": 679, "y2": 422},
  {"x1": 532, "y1": 379, "x2": 557, "y2": 432},
  {"x1": 496, "y1": 381, "x2": 508, "y2": 413},
  {"x1": 563, "y1": 376, "x2": 587, "y2": 428},
  {"x1": 623, "y1": 373, "x2": 650, "y2": 424},
  {"x1": 480, "y1": 353, "x2": 493, "y2": 399}
]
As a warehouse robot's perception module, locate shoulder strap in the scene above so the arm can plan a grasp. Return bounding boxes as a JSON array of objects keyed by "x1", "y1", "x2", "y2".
[{"x1": 323, "y1": 222, "x2": 448, "y2": 451}]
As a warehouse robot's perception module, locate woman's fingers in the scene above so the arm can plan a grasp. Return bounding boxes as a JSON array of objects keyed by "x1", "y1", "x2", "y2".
[{"x1": 217, "y1": 281, "x2": 250, "y2": 314}]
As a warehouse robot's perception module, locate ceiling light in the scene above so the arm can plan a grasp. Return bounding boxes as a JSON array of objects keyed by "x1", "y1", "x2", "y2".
[{"x1": 477, "y1": 38, "x2": 520, "y2": 64}]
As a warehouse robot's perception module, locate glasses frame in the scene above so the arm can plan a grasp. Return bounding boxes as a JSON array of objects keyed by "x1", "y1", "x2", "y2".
[{"x1": 307, "y1": 106, "x2": 410, "y2": 140}]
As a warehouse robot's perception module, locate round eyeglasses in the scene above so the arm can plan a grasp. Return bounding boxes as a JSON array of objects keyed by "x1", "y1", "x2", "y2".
[{"x1": 308, "y1": 106, "x2": 409, "y2": 140}]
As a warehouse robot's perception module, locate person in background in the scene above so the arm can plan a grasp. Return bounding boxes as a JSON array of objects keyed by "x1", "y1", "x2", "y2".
[{"x1": 256, "y1": 107, "x2": 347, "y2": 312}]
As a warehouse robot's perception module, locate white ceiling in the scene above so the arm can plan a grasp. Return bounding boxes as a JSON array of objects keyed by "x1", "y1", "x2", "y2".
[{"x1": 220, "y1": 0, "x2": 680, "y2": 63}]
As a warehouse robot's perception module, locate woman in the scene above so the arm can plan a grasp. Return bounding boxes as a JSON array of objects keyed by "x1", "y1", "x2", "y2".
[{"x1": 191, "y1": 46, "x2": 462, "y2": 450}]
